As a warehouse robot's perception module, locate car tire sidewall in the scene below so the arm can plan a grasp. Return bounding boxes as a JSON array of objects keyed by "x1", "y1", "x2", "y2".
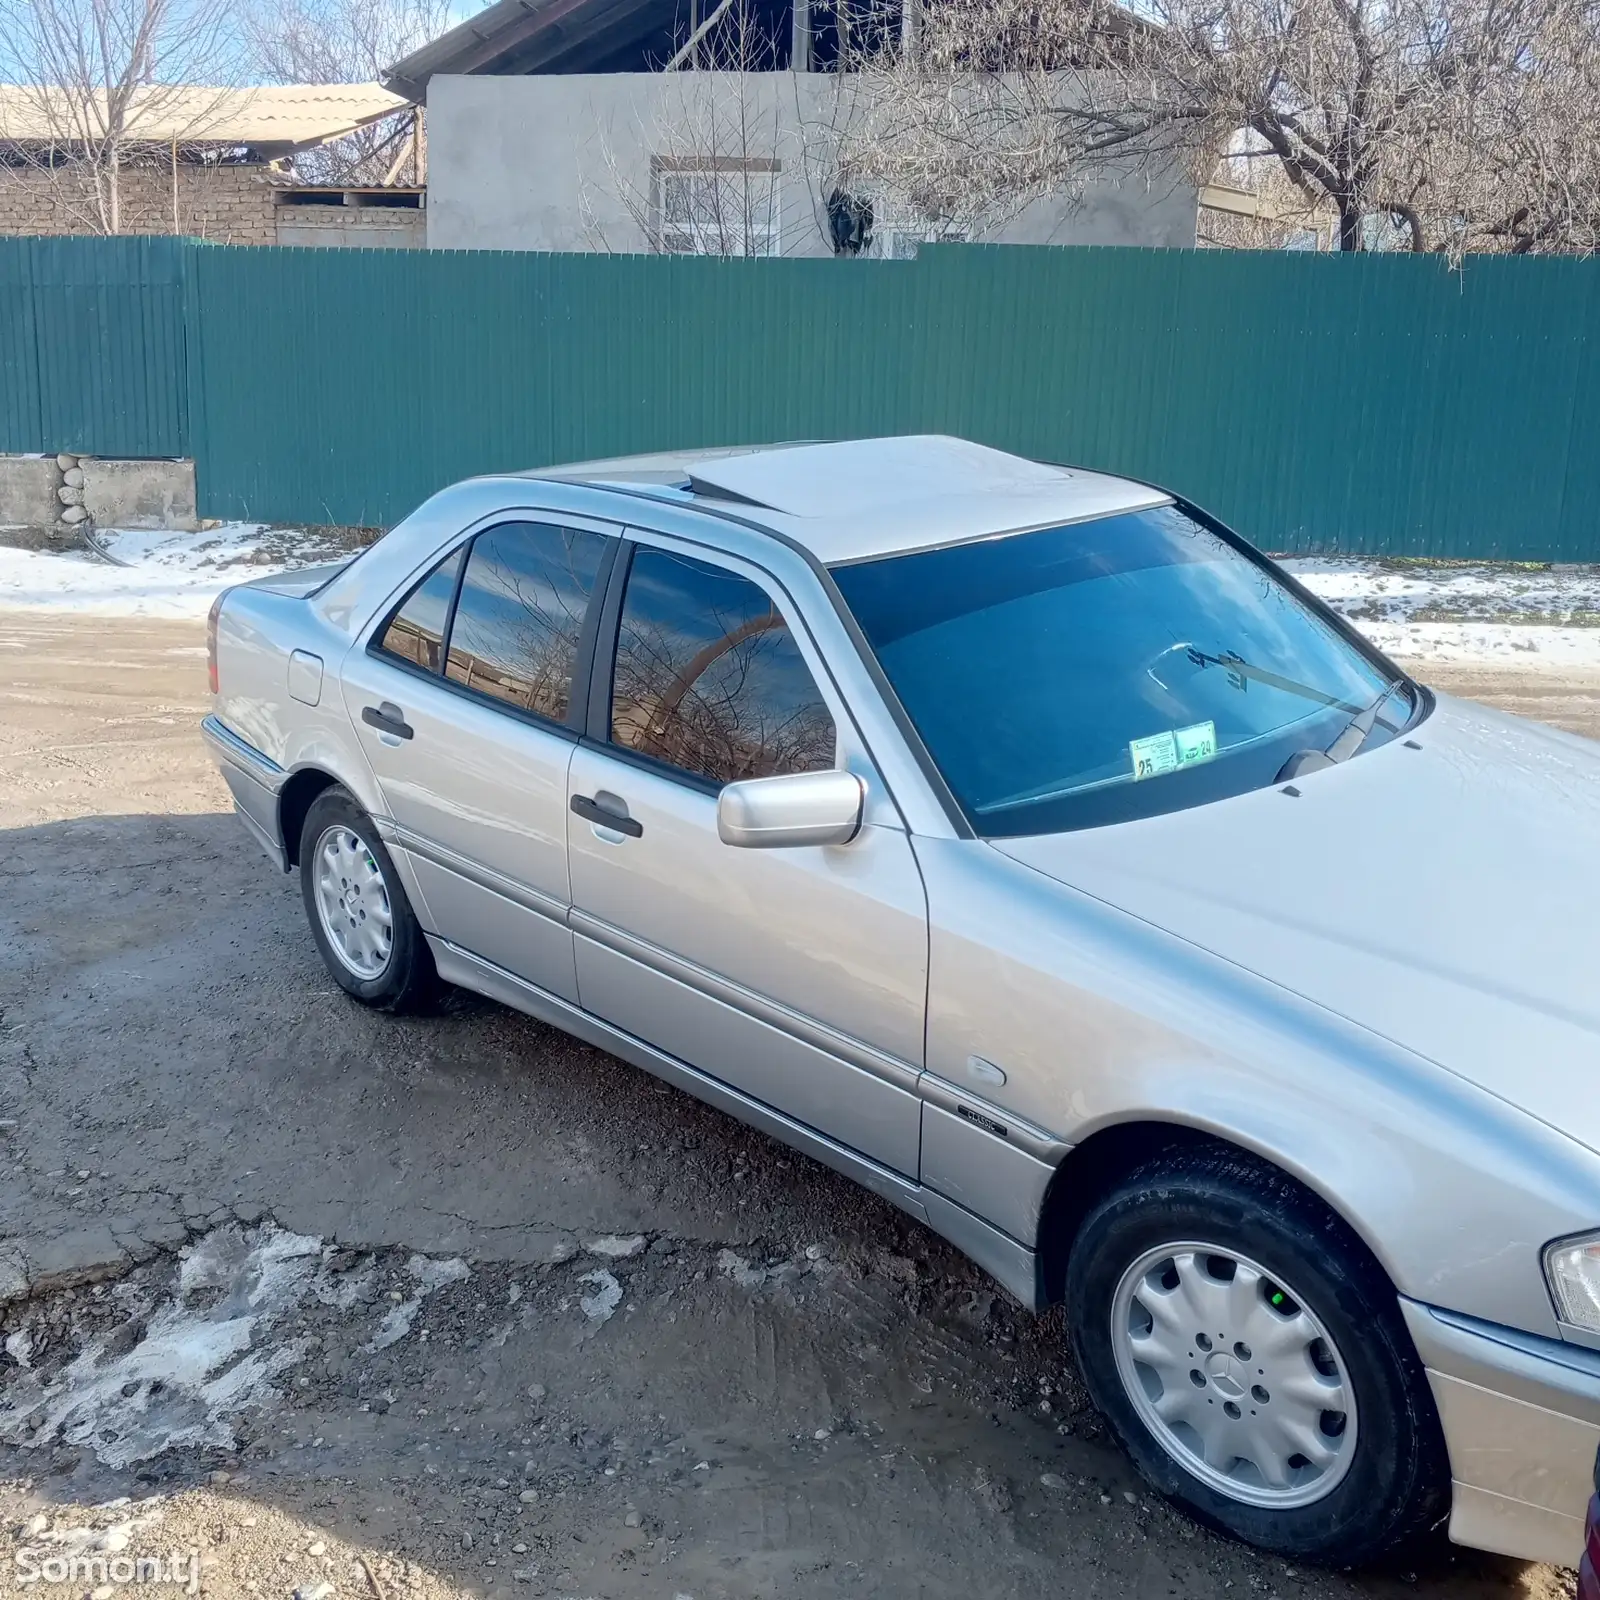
[
  {"x1": 299, "y1": 789, "x2": 431, "y2": 1012},
  {"x1": 1066, "y1": 1163, "x2": 1446, "y2": 1564}
]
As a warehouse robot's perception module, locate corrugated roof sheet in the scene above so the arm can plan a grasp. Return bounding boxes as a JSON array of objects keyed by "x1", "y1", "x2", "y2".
[{"x1": 0, "y1": 84, "x2": 407, "y2": 149}]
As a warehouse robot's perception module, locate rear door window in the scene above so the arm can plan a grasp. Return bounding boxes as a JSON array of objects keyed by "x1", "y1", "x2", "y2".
[{"x1": 445, "y1": 522, "x2": 611, "y2": 725}]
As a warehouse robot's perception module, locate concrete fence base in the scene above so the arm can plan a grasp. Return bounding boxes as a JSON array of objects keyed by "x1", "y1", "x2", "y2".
[
  {"x1": 0, "y1": 455, "x2": 197, "y2": 534},
  {"x1": 0, "y1": 457, "x2": 63, "y2": 529}
]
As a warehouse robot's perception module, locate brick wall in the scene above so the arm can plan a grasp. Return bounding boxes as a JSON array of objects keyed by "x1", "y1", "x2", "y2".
[{"x1": 0, "y1": 163, "x2": 279, "y2": 245}]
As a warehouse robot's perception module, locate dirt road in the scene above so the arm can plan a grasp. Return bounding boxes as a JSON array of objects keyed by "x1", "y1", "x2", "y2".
[{"x1": 0, "y1": 612, "x2": 1584, "y2": 1600}]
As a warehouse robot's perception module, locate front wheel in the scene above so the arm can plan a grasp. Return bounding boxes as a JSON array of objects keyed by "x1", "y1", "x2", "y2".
[
  {"x1": 299, "y1": 786, "x2": 436, "y2": 1012},
  {"x1": 1065, "y1": 1149, "x2": 1448, "y2": 1565}
]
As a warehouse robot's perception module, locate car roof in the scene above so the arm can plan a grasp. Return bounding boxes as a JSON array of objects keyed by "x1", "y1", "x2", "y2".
[{"x1": 521, "y1": 435, "x2": 1171, "y2": 566}]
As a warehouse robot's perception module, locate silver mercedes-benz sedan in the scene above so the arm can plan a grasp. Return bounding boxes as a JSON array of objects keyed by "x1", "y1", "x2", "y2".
[{"x1": 202, "y1": 436, "x2": 1600, "y2": 1569}]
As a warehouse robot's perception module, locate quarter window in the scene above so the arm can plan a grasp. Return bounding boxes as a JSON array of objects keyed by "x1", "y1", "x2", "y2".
[
  {"x1": 609, "y1": 547, "x2": 836, "y2": 785},
  {"x1": 445, "y1": 522, "x2": 610, "y2": 723},
  {"x1": 376, "y1": 547, "x2": 464, "y2": 673}
]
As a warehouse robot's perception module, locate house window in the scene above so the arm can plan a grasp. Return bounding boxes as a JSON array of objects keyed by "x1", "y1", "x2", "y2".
[
  {"x1": 654, "y1": 159, "x2": 781, "y2": 257},
  {"x1": 862, "y1": 201, "x2": 969, "y2": 259}
]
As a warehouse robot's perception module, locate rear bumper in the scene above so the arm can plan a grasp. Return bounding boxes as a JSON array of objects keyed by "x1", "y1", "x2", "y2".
[
  {"x1": 200, "y1": 714, "x2": 288, "y2": 871},
  {"x1": 1401, "y1": 1298, "x2": 1600, "y2": 1568}
]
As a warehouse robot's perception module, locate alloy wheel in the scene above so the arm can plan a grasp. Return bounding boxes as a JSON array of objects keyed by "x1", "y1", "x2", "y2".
[
  {"x1": 311, "y1": 825, "x2": 394, "y2": 981},
  {"x1": 1110, "y1": 1241, "x2": 1359, "y2": 1510}
]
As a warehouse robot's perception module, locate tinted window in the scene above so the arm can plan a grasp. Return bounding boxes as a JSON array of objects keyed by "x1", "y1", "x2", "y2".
[
  {"x1": 446, "y1": 522, "x2": 610, "y2": 723},
  {"x1": 377, "y1": 547, "x2": 463, "y2": 673},
  {"x1": 610, "y1": 548, "x2": 836, "y2": 785},
  {"x1": 833, "y1": 506, "x2": 1414, "y2": 836}
]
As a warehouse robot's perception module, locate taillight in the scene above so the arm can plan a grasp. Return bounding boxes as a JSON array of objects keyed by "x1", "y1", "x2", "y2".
[{"x1": 207, "y1": 589, "x2": 226, "y2": 695}]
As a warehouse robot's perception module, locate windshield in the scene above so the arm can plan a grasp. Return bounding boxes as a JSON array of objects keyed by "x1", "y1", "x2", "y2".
[{"x1": 831, "y1": 505, "x2": 1417, "y2": 836}]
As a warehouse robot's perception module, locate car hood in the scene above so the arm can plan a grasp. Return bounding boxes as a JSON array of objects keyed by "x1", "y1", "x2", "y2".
[{"x1": 993, "y1": 693, "x2": 1600, "y2": 1156}]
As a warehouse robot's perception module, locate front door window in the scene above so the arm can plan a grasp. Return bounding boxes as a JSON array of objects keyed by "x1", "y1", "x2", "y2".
[{"x1": 609, "y1": 546, "x2": 836, "y2": 783}]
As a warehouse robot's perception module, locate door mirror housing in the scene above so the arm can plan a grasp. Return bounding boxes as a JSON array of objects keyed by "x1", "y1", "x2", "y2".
[{"x1": 717, "y1": 769, "x2": 866, "y2": 849}]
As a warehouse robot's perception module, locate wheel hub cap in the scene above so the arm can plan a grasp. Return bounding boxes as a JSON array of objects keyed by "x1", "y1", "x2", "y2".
[
  {"x1": 1204, "y1": 1351, "x2": 1245, "y2": 1398},
  {"x1": 1110, "y1": 1242, "x2": 1359, "y2": 1510},
  {"x1": 312, "y1": 826, "x2": 394, "y2": 981}
]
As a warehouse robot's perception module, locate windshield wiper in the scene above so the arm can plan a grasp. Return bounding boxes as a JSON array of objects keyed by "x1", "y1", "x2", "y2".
[
  {"x1": 1276, "y1": 680, "x2": 1407, "y2": 783},
  {"x1": 1177, "y1": 647, "x2": 1366, "y2": 717}
]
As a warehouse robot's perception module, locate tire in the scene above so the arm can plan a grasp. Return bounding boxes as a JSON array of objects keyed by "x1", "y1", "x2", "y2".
[
  {"x1": 1065, "y1": 1148, "x2": 1448, "y2": 1566},
  {"x1": 298, "y1": 786, "x2": 436, "y2": 1013}
]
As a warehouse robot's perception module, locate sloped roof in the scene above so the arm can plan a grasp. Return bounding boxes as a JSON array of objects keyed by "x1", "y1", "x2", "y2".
[
  {"x1": 0, "y1": 84, "x2": 408, "y2": 151},
  {"x1": 385, "y1": 0, "x2": 675, "y2": 99}
]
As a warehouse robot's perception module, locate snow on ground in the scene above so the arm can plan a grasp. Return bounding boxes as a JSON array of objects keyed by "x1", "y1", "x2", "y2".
[
  {"x1": 0, "y1": 524, "x2": 358, "y2": 620},
  {"x1": 1, "y1": 529, "x2": 1599, "y2": 669},
  {"x1": 0, "y1": 1225, "x2": 468, "y2": 1470},
  {"x1": 1282, "y1": 557, "x2": 1600, "y2": 670}
]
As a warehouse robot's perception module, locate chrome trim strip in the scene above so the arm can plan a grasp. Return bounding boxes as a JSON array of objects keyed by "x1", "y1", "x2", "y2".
[
  {"x1": 918, "y1": 1073, "x2": 1071, "y2": 1165},
  {"x1": 396, "y1": 827, "x2": 569, "y2": 926},
  {"x1": 201, "y1": 714, "x2": 286, "y2": 794},
  {"x1": 568, "y1": 908, "x2": 923, "y2": 1094},
  {"x1": 427, "y1": 936, "x2": 929, "y2": 1224}
]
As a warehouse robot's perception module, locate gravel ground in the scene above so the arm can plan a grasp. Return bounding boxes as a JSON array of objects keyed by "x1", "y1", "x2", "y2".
[{"x1": 0, "y1": 612, "x2": 1585, "y2": 1600}]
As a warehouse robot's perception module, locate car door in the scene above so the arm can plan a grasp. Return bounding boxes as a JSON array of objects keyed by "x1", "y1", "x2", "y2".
[
  {"x1": 565, "y1": 535, "x2": 928, "y2": 1176},
  {"x1": 342, "y1": 516, "x2": 618, "y2": 1002}
]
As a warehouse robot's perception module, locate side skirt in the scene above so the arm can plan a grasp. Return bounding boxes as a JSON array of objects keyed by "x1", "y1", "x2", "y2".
[{"x1": 427, "y1": 935, "x2": 1046, "y2": 1310}]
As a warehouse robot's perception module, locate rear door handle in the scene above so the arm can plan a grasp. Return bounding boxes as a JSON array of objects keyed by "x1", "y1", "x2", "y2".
[
  {"x1": 361, "y1": 702, "x2": 414, "y2": 740},
  {"x1": 571, "y1": 793, "x2": 642, "y2": 837}
]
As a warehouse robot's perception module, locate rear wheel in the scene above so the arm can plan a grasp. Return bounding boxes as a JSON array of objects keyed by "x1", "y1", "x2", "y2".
[
  {"x1": 1065, "y1": 1149, "x2": 1447, "y2": 1565},
  {"x1": 299, "y1": 787, "x2": 435, "y2": 1012}
]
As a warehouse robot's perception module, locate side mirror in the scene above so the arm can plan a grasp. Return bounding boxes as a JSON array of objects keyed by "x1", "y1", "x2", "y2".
[{"x1": 717, "y1": 769, "x2": 866, "y2": 850}]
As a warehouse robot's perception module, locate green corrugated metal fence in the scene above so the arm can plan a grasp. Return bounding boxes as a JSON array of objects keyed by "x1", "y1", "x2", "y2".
[
  {"x1": 0, "y1": 235, "x2": 190, "y2": 459},
  {"x1": 5, "y1": 235, "x2": 1600, "y2": 559}
]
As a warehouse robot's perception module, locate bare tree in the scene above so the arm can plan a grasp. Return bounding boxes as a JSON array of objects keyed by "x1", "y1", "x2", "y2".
[
  {"x1": 843, "y1": 0, "x2": 1600, "y2": 256},
  {"x1": 0, "y1": 0, "x2": 237, "y2": 234},
  {"x1": 242, "y1": 0, "x2": 447, "y2": 183},
  {"x1": 1425, "y1": 0, "x2": 1600, "y2": 252}
]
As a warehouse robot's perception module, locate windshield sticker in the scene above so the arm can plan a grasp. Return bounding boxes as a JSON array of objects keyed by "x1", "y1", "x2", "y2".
[
  {"x1": 1175, "y1": 719, "x2": 1218, "y2": 766},
  {"x1": 1129, "y1": 730, "x2": 1179, "y2": 780},
  {"x1": 1130, "y1": 720, "x2": 1217, "y2": 781}
]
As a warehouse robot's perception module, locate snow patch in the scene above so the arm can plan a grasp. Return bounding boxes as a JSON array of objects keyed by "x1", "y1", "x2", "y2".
[
  {"x1": 0, "y1": 1226, "x2": 323, "y2": 1467},
  {"x1": 577, "y1": 1270, "x2": 622, "y2": 1323},
  {"x1": 363, "y1": 1254, "x2": 470, "y2": 1352},
  {"x1": 715, "y1": 1248, "x2": 808, "y2": 1293},
  {"x1": 716, "y1": 1249, "x2": 770, "y2": 1290},
  {"x1": 0, "y1": 1226, "x2": 471, "y2": 1467},
  {"x1": 0, "y1": 524, "x2": 357, "y2": 619},
  {"x1": 584, "y1": 1234, "x2": 646, "y2": 1259}
]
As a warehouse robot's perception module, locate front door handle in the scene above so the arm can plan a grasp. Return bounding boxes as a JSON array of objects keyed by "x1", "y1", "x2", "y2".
[
  {"x1": 571, "y1": 793, "x2": 642, "y2": 837},
  {"x1": 361, "y1": 702, "x2": 414, "y2": 740}
]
